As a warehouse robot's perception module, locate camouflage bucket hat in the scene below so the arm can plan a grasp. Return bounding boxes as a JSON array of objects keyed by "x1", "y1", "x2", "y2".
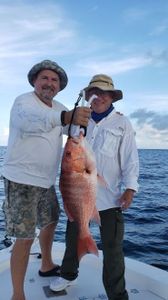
[
  {"x1": 27, "y1": 59, "x2": 68, "y2": 91},
  {"x1": 83, "y1": 74, "x2": 123, "y2": 102}
]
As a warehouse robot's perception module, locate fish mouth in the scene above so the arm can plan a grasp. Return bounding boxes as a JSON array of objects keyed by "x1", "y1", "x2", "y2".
[
  {"x1": 73, "y1": 156, "x2": 85, "y2": 161},
  {"x1": 70, "y1": 137, "x2": 81, "y2": 144}
]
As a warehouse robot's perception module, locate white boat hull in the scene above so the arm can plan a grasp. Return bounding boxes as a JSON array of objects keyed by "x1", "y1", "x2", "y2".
[{"x1": 0, "y1": 242, "x2": 167, "y2": 300}]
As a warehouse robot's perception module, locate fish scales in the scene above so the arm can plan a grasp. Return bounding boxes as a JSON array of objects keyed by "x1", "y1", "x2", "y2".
[{"x1": 59, "y1": 133, "x2": 100, "y2": 260}]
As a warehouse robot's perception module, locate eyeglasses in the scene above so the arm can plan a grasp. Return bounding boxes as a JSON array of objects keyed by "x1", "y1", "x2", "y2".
[{"x1": 87, "y1": 88, "x2": 110, "y2": 98}]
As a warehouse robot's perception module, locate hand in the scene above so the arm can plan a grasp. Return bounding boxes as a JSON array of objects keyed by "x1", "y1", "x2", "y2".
[
  {"x1": 118, "y1": 189, "x2": 135, "y2": 210},
  {"x1": 64, "y1": 107, "x2": 91, "y2": 126}
]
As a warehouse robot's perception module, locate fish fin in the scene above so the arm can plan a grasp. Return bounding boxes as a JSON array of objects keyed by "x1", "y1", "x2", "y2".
[
  {"x1": 78, "y1": 235, "x2": 99, "y2": 261},
  {"x1": 97, "y1": 174, "x2": 108, "y2": 188},
  {"x1": 91, "y1": 207, "x2": 101, "y2": 225},
  {"x1": 63, "y1": 204, "x2": 74, "y2": 222}
]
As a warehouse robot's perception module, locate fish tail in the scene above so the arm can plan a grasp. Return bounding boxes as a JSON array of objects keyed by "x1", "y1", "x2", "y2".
[{"x1": 78, "y1": 235, "x2": 99, "y2": 261}]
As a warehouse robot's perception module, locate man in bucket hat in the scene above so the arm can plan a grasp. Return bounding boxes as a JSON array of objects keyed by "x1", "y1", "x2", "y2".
[
  {"x1": 2, "y1": 59, "x2": 91, "y2": 300},
  {"x1": 50, "y1": 74, "x2": 139, "y2": 300},
  {"x1": 27, "y1": 59, "x2": 68, "y2": 91},
  {"x1": 84, "y1": 74, "x2": 123, "y2": 102}
]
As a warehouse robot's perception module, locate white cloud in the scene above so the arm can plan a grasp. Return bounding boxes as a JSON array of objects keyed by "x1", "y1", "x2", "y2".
[
  {"x1": 0, "y1": 127, "x2": 9, "y2": 146},
  {"x1": 128, "y1": 94, "x2": 168, "y2": 113},
  {"x1": 0, "y1": 1, "x2": 167, "y2": 149},
  {"x1": 0, "y1": 2, "x2": 79, "y2": 85},
  {"x1": 130, "y1": 108, "x2": 168, "y2": 129},
  {"x1": 135, "y1": 123, "x2": 168, "y2": 149},
  {"x1": 75, "y1": 56, "x2": 152, "y2": 76},
  {"x1": 0, "y1": 2, "x2": 77, "y2": 61},
  {"x1": 130, "y1": 109, "x2": 168, "y2": 149}
]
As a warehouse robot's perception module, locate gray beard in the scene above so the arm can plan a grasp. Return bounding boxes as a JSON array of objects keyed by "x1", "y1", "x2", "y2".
[{"x1": 41, "y1": 88, "x2": 54, "y2": 101}]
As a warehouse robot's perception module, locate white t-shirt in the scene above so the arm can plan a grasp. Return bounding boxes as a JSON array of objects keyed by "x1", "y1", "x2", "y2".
[{"x1": 2, "y1": 92, "x2": 68, "y2": 188}]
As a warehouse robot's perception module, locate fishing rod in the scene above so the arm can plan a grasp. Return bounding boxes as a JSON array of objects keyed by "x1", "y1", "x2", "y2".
[
  {"x1": 68, "y1": 90, "x2": 86, "y2": 138},
  {"x1": 68, "y1": 92, "x2": 97, "y2": 138}
]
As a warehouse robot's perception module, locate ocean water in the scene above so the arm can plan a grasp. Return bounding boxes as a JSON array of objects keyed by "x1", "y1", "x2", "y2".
[{"x1": 0, "y1": 147, "x2": 167, "y2": 271}]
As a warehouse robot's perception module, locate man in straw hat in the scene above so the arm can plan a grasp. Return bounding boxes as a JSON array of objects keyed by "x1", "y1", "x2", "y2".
[
  {"x1": 50, "y1": 74, "x2": 139, "y2": 300},
  {"x1": 2, "y1": 59, "x2": 91, "y2": 300}
]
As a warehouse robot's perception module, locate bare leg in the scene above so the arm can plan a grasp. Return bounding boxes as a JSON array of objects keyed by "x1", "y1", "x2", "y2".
[
  {"x1": 11, "y1": 238, "x2": 33, "y2": 300},
  {"x1": 39, "y1": 222, "x2": 57, "y2": 272}
]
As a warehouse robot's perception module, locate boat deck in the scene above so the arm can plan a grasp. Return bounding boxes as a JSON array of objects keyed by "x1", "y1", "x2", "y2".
[{"x1": 0, "y1": 242, "x2": 167, "y2": 300}]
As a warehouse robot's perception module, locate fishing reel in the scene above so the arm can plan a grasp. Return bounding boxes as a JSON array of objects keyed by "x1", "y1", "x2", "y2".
[{"x1": 68, "y1": 90, "x2": 86, "y2": 138}]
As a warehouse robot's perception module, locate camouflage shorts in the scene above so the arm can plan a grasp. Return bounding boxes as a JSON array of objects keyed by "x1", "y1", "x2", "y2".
[{"x1": 2, "y1": 178, "x2": 60, "y2": 239}]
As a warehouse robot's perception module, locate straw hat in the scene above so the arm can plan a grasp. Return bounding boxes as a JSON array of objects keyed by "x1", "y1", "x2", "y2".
[
  {"x1": 84, "y1": 74, "x2": 123, "y2": 102},
  {"x1": 27, "y1": 59, "x2": 68, "y2": 91}
]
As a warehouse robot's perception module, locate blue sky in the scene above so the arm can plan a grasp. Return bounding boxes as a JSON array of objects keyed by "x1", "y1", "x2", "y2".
[{"x1": 0, "y1": 0, "x2": 168, "y2": 148}]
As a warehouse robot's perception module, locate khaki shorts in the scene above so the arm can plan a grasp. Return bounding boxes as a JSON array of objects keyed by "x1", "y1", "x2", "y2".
[{"x1": 3, "y1": 178, "x2": 60, "y2": 239}]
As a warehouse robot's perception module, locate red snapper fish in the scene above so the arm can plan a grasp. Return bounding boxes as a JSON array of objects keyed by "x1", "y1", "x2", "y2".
[{"x1": 59, "y1": 132, "x2": 100, "y2": 260}]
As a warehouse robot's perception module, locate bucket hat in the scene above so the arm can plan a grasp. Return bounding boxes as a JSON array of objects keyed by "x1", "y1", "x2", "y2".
[
  {"x1": 83, "y1": 74, "x2": 123, "y2": 102},
  {"x1": 27, "y1": 59, "x2": 68, "y2": 91}
]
